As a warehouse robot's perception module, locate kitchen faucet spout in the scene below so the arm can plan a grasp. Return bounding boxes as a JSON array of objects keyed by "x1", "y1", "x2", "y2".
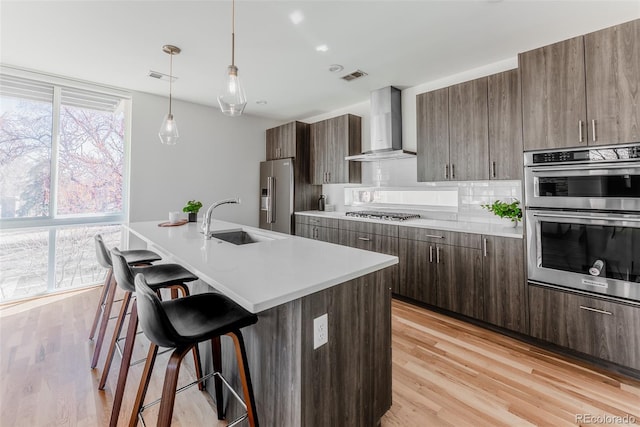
[{"x1": 202, "y1": 197, "x2": 241, "y2": 239}]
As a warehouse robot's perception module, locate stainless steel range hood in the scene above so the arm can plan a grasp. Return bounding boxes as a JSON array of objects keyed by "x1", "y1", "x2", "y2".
[{"x1": 345, "y1": 86, "x2": 416, "y2": 162}]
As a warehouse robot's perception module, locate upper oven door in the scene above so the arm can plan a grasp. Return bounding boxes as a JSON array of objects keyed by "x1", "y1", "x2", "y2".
[
  {"x1": 526, "y1": 209, "x2": 640, "y2": 301},
  {"x1": 525, "y1": 162, "x2": 640, "y2": 210}
]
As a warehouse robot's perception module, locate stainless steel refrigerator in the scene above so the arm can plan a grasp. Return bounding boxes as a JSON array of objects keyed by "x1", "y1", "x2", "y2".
[{"x1": 259, "y1": 159, "x2": 295, "y2": 234}]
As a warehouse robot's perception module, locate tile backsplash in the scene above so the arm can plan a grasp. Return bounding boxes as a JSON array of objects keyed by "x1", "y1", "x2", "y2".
[{"x1": 320, "y1": 157, "x2": 522, "y2": 225}]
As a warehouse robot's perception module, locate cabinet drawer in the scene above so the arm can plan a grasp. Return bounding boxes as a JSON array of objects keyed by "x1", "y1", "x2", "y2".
[
  {"x1": 398, "y1": 226, "x2": 481, "y2": 249},
  {"x1": 529, "y1": 284, "x2": 640, "y2": 370},
  {"x1": 294, "y1": 214, "x2": 340, "y2": 229},
  {"x1": 339, "y1": 220, "x2": 399, "y2": 238}
]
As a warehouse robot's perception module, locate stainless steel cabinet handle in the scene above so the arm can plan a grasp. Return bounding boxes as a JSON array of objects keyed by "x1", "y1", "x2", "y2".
[
  {"x1": 579, "y1": 305, "x2": 612, "y2": 316},
  {"x1": 444, "y1": 164, "x2": 449, "y2": 180},
  {"x1": 579, "y1": 120, "x2": 584, "y2": 142},
  {"x1": 328, "y1": 172, "x2": 331, "y2": 182},
  {"x1": 425, "y1": 234, "x2": 445, "y2": 239},
  {"x1": 436, "y1": 247, "x2": 441, "y2": 264},
  {"x1": 532, "y1": 212, "x2": 640, "y2": 223},
  {"x1": 483, "y1": 238, "x2": 487, "y2": 257},
  {"x1": 592, "y1": 119, "x2": 597, "y2": 142},
  {"x1": 451, "y1": 164, "x2": 455, "y2": 179},
  {"x1": 357, "y1": 237, "x2": 371, "y2": 241},
  {"x1": 429, "y1": 246, "x2": 433, "y2": 263},
  {"x1": 492, "y1": 161, "x2": 496, "y2": 178}
]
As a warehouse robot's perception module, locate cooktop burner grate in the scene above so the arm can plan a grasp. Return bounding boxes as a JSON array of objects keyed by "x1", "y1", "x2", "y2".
[{"x1": 345, "y1": 211, "x2": 421, "y2": 221}]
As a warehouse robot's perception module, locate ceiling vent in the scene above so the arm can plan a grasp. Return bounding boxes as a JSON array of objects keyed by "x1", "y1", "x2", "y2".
[
  {"x1": 148, "y1": 70, "x2": 177, "y2": 83},
  {"x1": 341, "y1": 70, "x2": 368, "y2": 82}
]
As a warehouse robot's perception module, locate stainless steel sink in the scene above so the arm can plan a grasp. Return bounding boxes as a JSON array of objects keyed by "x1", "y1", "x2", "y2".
[
  {"x1": 208, "y1": 229, "x2": 280, "y2": 245},
  {"x1": 209, "y1": 230, "x2": 259, "y2": 245}
]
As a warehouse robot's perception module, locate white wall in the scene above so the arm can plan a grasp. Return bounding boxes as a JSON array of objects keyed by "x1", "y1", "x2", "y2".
[{"x1": 129, "y1": 92, "x2": 277, "y2": 226}]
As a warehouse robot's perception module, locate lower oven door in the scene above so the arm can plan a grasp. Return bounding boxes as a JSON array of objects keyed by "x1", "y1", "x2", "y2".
[{"x1": 526, "y1": 209, "x2": 640, "y2": 301}]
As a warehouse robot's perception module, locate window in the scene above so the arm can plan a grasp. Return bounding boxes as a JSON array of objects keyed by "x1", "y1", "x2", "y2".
[{"x1": 0, "y1": 71, "x2": 130, "y2": 302}]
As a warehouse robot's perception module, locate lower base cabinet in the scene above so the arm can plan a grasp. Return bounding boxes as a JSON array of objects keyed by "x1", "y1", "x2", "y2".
[
  {"x1": 529, "y1": 284, "x2": 640, "y2": 371},
  {"x1": 482, "y1": 236, "x2": 527, "y2": 333}
]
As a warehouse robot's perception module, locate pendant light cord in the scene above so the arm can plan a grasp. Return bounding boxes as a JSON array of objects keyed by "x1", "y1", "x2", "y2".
[
  {"x1": 231, "y1": 0, "x2": 235, "y2": 67},
  {"x1": 168, "y1": 52, "x2": 173, "y2": 115}
]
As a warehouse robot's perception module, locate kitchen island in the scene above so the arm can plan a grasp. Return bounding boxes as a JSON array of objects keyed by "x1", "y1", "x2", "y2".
[{"x1": 126, "y1": 220, "x2": 398, "y2": 426}]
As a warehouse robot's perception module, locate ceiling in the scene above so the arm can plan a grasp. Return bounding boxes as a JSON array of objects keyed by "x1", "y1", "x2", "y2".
[{"x1": 2, "y1": 1, "x2": 639, "y2": 121}]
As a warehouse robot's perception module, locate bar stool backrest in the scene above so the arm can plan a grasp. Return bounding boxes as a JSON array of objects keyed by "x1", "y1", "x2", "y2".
[
  {"x1": 134, "y1": 273, "x2": 183, "y2": 348},
  {"x1": 95, "y1": 235, "x2": 113, "y2": 269},
  {"x1": 110, "y1": 248, "x2": 136, "y2": 293}
]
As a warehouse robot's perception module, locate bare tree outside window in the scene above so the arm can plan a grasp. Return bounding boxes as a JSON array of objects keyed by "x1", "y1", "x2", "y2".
[{"x1": 0, "y1": 75, "x2": 128, "y2": 302}]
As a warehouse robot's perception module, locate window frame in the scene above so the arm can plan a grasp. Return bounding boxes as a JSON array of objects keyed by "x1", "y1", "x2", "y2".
[{"x1": 0, "y1": 65, "x2": 131, "y2": 230}]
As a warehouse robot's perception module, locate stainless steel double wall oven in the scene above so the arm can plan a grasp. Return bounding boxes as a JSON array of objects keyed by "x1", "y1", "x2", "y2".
[{"x1": 525, "y1": 143, "x2": 640, "y2": 302}]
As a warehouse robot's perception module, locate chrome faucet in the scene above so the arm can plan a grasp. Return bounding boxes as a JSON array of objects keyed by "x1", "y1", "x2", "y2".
[{"x1": 202, "y1": 197, "x2": 241, "y2": 239}]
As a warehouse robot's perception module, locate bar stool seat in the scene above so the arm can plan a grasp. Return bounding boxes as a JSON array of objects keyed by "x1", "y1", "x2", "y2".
[
  {"x1": 89, "y1": 234, "x2": 162, "y2": 369},
  {"x1": 131, "y1": 273, "x2": 259, "y2": 427},
  {"x1": 103, "y1": 248, "x2": 199, "y2": 427}
]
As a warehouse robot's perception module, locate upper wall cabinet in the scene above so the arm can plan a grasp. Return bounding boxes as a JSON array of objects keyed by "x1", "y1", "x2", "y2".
[
  {"x1": 417, "y1": 72, "x2": 522, "y2": 181},
  {"x1": 310, "y1": 114, "x2": 362, "y2": 185},
  {"x1": 488, "y1": 70, "x2": 523, "y2": 180},
  {"x1": 449, "y1": 77, "x2": 490, "y2": 181},
  {"x1": 417, "y1": 88, "x2": 449, "y2": 182},
  {"x1": 520, "y1": 19, "x2": 640, "y2": 150},
  {"x1": 585, "y1": 19, "x2": 640, "y2": 146},
  {"x1": 266, "y1": 121, "x2": 308, "y2": 160}
]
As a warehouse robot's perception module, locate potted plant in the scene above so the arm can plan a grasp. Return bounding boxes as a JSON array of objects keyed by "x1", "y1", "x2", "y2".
[
  {"x1": 482, "y1": 199, "x2": 522, "y2": 227},
  {"x1": 183, "y1": 200, "x2": 203, "y2": 222}
]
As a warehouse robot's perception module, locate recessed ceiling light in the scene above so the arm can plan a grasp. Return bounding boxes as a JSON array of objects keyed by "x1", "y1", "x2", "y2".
[
  {"x1": 316, "y1": 44, "x2": 329, "y2": 52},
  {"x1": 289, "y1": 10, "x2": 304, "y2": 25},
  {"x1": 328, "y1": 64, "x2": 344, "y2": 73},
  {"x1": 256, "y1": 100, "x2": 268, "y2": 105}
]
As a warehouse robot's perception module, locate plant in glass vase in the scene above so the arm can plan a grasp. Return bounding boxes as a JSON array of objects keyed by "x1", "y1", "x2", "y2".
[
  {"x1": 182, "y1": 200, "x2": 203, "y2": 222},
  {"x1": 482, "y1": 199, "x2": 522, "y2": 227}
]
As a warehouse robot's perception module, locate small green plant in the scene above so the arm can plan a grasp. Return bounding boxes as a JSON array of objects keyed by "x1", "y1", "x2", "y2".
[
  {"x1": 482, "y1": 199, "x2": 522, "y2": 224},
  {"x1": 182, "y1": 200, "x2": 203, "y2": 214}
]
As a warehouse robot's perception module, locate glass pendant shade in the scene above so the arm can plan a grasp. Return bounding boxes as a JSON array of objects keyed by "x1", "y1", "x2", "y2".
[
  {"x1": 218, "y1": 65, "x2": 247, "y2": 116},
  {"x1": 158, "y1": 113, "x2": 179, "y2": 145}
]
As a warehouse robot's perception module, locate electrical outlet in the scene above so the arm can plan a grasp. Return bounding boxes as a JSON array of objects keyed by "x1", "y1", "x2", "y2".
[{"x1": 313, "y1": 313, "x2": 328, "y2": 349}]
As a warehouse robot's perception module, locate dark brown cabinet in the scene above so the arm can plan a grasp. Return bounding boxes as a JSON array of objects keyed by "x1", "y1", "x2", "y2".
[
  {"x1": 585, "y1": 19, "x2": 640, "y2": 146},
  {"x1": 481, "y1": 236, "x2": 526, "y2": 333},
  {"x1": 520, "y1": 19, "x2": 640, "y2": 150},
  {"x1": 449, "y1": 78, "x2": 489, "y2": 181},
  {"x1": 339, "y1": 221, "x2": 399, "y2": 291},
  {"x1": 398, "y1": 226, "x2": 483, "y2": 319},
  {"x1": 520, "y1": 36, "x2": 586, "y2": 150},
  {"x1": 529, "y1": 284, "x2": 640, "y2": 371},
  {"x1": 310, "y1": 114, "x2": 362, "y2": 185},
  {"x1": 417, "y1": 72, "x2": 522, "y2": 182},
  {"x1": 417, "y1": 88, "x2": 450, "y2": 182},
  {"x1": 295, "y1": 215, "x2": 341, "y2": 243},
  {"x1": 487, "y1": 70, "x2": 523, "y2": 180},
  {"x1": 266, "y1": 121, "x2": 308, "y2": 160}
]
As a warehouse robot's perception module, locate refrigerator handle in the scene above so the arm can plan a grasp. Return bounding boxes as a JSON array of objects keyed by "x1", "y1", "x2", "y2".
[{"x1": 268, "y1": 176, "x2": 276, "y2": 224}]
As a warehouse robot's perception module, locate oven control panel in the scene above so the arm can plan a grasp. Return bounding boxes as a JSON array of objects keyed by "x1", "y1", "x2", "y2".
[{"x1": 527, "y1": 144, "x2": 640, "y2": 165}]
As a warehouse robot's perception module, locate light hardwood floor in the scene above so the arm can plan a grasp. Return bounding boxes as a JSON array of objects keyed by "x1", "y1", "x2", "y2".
[{"x1": 1, "y1": 287, "x2": 638, "y2": 426}]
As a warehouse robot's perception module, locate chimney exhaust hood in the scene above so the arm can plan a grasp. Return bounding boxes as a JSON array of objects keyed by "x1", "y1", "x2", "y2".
[{"x1": 345, "y1": 86, "x2": 416, "y2": 162}]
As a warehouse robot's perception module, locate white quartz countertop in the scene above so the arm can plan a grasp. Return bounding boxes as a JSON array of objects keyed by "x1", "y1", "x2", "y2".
[
  {"x1": 295, "y1": 211, "x2": 523, "y2": 239},
  {"x1": 126, "y1": 220, "x2": 398, "y2": 313}
]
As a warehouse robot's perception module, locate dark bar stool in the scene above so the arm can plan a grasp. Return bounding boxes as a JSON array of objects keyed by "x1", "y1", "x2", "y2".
[
  {"x1": 89, "y1": 234, "x2": 162, "y2": 369},
  {"x1": 103, "y1": 248, "x2": 201, "y2": 427},
  {"x1": 130, "y1": 273, "x2": 259, "y2": 427}
]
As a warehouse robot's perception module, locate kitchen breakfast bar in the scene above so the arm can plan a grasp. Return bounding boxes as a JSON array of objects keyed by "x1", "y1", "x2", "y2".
[{"x1": 126, "y1": 220, "x2": 398, "y2": 426}]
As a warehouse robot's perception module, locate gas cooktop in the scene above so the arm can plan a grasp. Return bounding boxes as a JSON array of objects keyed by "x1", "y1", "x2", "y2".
[{"x1": 345, "y1": 211, "x2": 420, "y2": 221}]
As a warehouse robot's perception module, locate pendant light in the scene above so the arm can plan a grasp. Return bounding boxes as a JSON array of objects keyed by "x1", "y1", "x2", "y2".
[
  {"x1": 218, "y1": 0, "x2": 247, "y2": 116},
  {"x1": 159, "y1": 44, "x2": 181, "y2": 144}
]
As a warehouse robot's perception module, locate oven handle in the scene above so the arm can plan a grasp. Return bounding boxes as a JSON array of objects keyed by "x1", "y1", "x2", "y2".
[
  {"x1": 532, "y1": 212, "x2": 640, "y2": 223},
  {"x1": 530, "y1": 163, "x2": 640, "y2": 173}
]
